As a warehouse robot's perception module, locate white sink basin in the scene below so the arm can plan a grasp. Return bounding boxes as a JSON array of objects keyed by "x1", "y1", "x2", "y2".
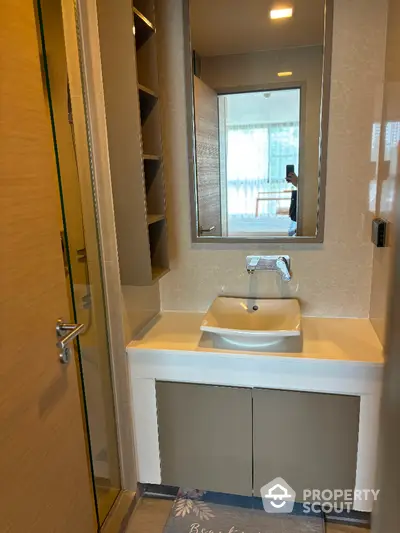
[{"x1": 200, "y1": 297, "x2": 301, "y2": 349}]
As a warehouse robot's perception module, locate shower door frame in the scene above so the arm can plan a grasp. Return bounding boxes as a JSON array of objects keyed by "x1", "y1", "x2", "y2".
[{"x1": 63, "y1": 0, "x2": 139, "y2": 493}]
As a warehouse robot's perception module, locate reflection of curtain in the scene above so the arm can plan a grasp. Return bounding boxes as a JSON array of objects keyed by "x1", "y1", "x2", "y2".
[
  {"x1": 227, "y1": 126, "x2": 268, "y2": 216},
  {"x1": 268, "y1": 124, "x2": 299, "y2": 181},
  {"x1": 226, "y1": 123, "x2": 299, "y2": 217}
]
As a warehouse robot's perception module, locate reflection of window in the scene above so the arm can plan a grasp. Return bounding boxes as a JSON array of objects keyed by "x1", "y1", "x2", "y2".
[
  {"x1": 227, "y1": 123, "x2": 299, "y2": 184},
  {"x1": 227, "y1": 126, "x2": 269, "y2": 185},
  {"x1": 268, "y1": 124, "x2": 299, "y2": 181},
  {"x1": 219, "y1": 88, "x2": 300, "y2": 232},
  {"x1": 225, "y1": 123, "x2": 299, "y2": 216},
  {"x1": 371, "y1": 121, "x2": 400, "y2": 162}
]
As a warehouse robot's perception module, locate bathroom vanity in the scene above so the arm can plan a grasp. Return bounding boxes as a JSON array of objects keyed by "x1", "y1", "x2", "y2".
[{"x1": 127, "y1": 312, "x2": 383, "y2": 512}]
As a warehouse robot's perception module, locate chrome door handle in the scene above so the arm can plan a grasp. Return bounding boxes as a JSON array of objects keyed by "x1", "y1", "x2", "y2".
[{"x1": 56, "y1": 319, "x2": 86, "y2": 364}]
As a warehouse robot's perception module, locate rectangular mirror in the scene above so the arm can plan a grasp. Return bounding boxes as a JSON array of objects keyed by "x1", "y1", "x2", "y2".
[{"x1": 185, "y1": 0, "x2": 333, "y2": 243}]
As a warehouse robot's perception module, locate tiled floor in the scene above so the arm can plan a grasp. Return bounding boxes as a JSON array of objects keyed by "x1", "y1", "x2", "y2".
[
  {"x1": 125, "y1": 498, "x2": 173, "y2": 533},
  {"x1": 124, "y1": 497, "x2": 370, "y2": 533}
]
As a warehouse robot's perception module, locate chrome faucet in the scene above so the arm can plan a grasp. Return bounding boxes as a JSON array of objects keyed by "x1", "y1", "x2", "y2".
[
  {"x1": 246, "y1": 255, "x2": 292, "y2": 282},
  {"x1": 246, "y1": 256, "x2": 261, "y2": 273}
]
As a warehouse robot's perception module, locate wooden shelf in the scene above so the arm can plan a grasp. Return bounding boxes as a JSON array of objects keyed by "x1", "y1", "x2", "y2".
[
  {"x1": 138, "y1": 84, "x2": 157, "y2": 99},
  {"x1": 143, "y1": 154, "x2": 161, "y2": 161},
  {"x1": 138, "y1": 85, "x2": 158, "y2": 123},
  {"x1": 145, "y1": 157, "x2": 165, "y2": 215},
  {"x1": 147, "y1": 214, "x2": 165, "y2": 225},
  {"x1": 133, "y1": 0, "x2": 155, "y2": 24},
  {"x1": 133, "y1": 7, "x2": 155, "y2": 49},
  {"x1": 151, "y1": 266, "x2": 170, "y2": 282},
  {"x1": 141, "y1": 101, "x2": 162, "y2": 154},
  {"x1": 149, "y1": 220, "x2": 168, "y2": 284},
  {"x1": 136, "y1": 25, "x2": 158, "y2": 92}
]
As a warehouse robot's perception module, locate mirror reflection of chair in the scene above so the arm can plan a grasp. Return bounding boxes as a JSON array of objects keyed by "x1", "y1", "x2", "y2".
[{"x1": 255, "y1": 190, "x2": 292, "y2": 218}]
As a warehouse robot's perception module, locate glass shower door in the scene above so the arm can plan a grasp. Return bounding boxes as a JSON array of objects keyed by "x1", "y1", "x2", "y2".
[{"x1": 37, "y1": 0, "x2": 121, "y2": 526}]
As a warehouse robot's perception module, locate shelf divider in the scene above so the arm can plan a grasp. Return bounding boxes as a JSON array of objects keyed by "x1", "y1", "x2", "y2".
[
  {"x1": 138, "y1": 84, "x2": 158, "y2": 99},
  {"x1": 147, "y1": 214, "x2": 165, "y2": 225},
  {"x1": 133, "y1": 7, "x2": 155, "y2": 49},
  {"x1": 143, "y1": 154, "x2": 161, "y2": 161}
]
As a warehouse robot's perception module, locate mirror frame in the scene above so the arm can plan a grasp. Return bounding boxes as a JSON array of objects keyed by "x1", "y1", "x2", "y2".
[{"x1": 183, "y1": 0, "x2": 334, "y2": 244}]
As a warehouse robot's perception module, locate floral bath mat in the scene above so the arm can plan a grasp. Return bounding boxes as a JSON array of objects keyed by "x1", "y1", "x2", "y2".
[{"x1": 163, "y1": 489, "x2": 324, "y2": 533}]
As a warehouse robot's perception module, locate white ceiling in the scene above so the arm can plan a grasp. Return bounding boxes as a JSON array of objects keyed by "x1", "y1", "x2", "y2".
[{"x1": 190, "y1": 0, "x2": 325, "y2": 57}]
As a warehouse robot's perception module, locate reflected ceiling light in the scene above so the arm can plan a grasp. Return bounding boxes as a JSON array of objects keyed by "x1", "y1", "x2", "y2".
[
  {"x1": 277, "y1": 71, "x2": 293, "y2": 77},
  {"x1": 270, "y1": 8, "x2": 293, "y2": 19}
]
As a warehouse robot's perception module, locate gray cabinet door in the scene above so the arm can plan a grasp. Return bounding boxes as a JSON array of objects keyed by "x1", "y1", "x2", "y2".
[
  {"x1": 156, "y1": 382, "x2": 252, "y2": 495},
  {"x1": 252, "y1": 388, "x2": 360, "y2": 502}
]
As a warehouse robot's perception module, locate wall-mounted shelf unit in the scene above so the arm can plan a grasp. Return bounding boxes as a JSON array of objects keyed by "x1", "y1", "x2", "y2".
[{"x1": 96, "y1": 0, "x2": 169, "y2": 286}]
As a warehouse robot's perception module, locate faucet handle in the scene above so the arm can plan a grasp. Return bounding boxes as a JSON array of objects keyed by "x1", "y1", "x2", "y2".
[{"x1": 276, "y1": 256, "x2": 291, "y2": 282}]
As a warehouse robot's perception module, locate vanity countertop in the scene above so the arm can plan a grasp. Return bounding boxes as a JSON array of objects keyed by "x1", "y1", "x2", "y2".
[
  {"x1": 128, "y1": 312, "x2": 383, "y2": 366},
  {"x1": 127, "y1": 313, "x2": 383, "y2": 503}
]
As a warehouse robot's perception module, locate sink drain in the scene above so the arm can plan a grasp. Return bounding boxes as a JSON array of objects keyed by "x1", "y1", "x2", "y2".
[{"x1": 252, "y1": 305, "x2": 259, "y2": 311}]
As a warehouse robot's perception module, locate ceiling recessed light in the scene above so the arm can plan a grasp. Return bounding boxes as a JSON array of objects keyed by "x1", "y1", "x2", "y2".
[
  {"x1": 270, "y1": 8, "x2": 293, "y2": 19},
  {"x1": 277, "y1": 71, "x2": 293, "y2": 77}
]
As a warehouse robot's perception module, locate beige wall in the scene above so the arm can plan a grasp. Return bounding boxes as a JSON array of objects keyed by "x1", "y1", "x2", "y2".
[
  {"x1": 157, "y1": 0, "x2": 387, "y2": 318},
  {"x1": 200, "y1": 46, "x2": 323, "y2": 236},
  {"x1": 369, "y1": 0, "x2": 400, "y2": 344}
]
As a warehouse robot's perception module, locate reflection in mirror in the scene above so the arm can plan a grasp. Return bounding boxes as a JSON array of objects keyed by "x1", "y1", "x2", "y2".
[{"x1": 187, "y1": 0, "x2": 332, "y2": 241}]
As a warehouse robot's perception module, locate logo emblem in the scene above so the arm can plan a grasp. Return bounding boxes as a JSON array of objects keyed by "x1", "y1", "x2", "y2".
[{"x1": 260, "y1": 477, "x2": 296, "y2": 514}]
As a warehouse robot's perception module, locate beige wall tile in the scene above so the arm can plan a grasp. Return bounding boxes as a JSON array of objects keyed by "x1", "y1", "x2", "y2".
[
  {"x1": 369, "y1": 0, "x2": 400, "y2": 345},
  {"x1": 121, "y1": 285, "x2": 161, "y2": 343}
]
